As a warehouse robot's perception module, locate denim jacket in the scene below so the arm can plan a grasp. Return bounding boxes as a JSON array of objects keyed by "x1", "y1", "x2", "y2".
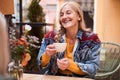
[{"x1": 37, "y1": 30, "x2": 101, "y2": 78}]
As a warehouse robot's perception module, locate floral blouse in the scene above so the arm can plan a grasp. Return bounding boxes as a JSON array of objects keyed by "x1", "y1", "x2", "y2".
[{"x1": 37, "y1": 30, "x2": 101, "y2": 78}]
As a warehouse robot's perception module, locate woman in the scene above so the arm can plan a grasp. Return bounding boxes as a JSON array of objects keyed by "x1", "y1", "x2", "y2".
[
  {"x1": 0, "y1": 12, "x2": 13, "y2": 80},
  {"x1": 37, "y1": 1, "x2": 101, "y2": 78}
]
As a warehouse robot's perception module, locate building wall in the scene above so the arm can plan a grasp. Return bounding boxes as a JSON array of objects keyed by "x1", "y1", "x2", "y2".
[
  {"x1": 40, "y1": 0, "x2": 57, "y2": 32},
  {"x1": 96, "y1": 0, "x2": 120, "y2": 43}
]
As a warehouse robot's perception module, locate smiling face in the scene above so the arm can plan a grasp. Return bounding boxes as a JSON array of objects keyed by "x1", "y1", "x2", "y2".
[{"x1": 59, "y1": 5, "x2": 80, "y2": 30}]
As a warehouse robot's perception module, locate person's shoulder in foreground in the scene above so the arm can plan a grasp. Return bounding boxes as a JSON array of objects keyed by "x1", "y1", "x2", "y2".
[{"x1": 0, "y1": 12, "x2": 15, "y2": 80}]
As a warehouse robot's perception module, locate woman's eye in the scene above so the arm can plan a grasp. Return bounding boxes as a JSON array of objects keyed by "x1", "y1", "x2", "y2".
[
  {"x1": 67, "y1": 12, "x2": 71, "y2": 14},
  {"x1": 60, "y1": 13, "x2": 63, "y2": 17},
  {"x1": 66, "y1": 11, "x2": 71, "y2": 15}
]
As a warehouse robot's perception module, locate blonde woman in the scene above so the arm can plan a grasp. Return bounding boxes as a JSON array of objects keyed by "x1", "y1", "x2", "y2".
[
  {"x1": 0, "y1": 12, "x2": 13, "y2": 80},
  {"x1": 37, "y1": 1, "x2": 101, "y2": 79}
]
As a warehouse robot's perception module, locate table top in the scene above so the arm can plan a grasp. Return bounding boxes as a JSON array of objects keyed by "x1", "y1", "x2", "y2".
[{"x1": 23, "y1": 73, "x2": 93, "y2": 80}]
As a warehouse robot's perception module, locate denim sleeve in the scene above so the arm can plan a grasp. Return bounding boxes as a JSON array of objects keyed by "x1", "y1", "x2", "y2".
[
  {"x1": 37, "y1": 38, "x2": 46, "y2": 66},
  {"x1": 77, "y1": 44, "x2": 101, "y2": 78}
]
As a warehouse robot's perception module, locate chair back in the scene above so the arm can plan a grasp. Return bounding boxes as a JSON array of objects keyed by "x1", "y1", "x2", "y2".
[{"x1": 98, "y1": 42, "x2": 120, "y2": 74}]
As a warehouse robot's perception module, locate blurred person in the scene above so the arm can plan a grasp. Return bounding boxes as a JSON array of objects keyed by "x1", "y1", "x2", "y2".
[
  {"x1": 37, "y1": 1, "x2": 101, "y2": 79},
  {"x1": 0, "y1": 12, "x2": 13, "y2": 80}
]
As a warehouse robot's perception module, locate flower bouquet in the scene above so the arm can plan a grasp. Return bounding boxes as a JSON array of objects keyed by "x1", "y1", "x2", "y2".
[
  {"x1": 9, "y1": 37, "x2": 31, "y2": 66},
  {"x1": 8, "y1": 26, "x2": 40, "y2": 79},
  {"x1": 9, "y1": 26, "x2": 40, "y2": 67}
]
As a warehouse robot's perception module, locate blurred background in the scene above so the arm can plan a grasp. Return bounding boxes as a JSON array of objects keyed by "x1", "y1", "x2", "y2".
[{"x1": 0, "y1": 0, "x2": 120, "y2": 80}]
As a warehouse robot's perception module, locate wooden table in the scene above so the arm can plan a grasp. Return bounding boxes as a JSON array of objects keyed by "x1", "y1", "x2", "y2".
[{"x1": 23, "y1": 73, "x2": 93, "y2": 80}]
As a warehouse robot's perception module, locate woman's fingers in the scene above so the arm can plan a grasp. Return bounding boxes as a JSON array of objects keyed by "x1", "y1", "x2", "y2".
[
  {"x1": 47, "y1": 44, "x2": 55, "y2": 49},
  {"x1": 59, "y1": 58, "x2": 70, "y2": 65},
  {"x1": 46, "y1": 44, "x2": 57, "y2": 56},
  {"x1": 57, "y1": 58, "x2": 70, "y2": 70},
  {"x1": 57, "y1": 59, "x2": 66, "y2": 70}
]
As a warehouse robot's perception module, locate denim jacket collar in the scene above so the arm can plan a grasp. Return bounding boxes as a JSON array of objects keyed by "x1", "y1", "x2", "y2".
[{"x1": 76, "y1": 30, "x2": 83, "y2": 40}]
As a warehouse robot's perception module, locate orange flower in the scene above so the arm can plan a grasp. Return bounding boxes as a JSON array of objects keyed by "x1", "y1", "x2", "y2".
[
  {"x1": 21, "y1": 60, "x2": 28, "y2": 67},
  {"x1": 19, "y1": 38, "x2": 28, "y2": 47},
  {"x1": 24, "y1": 53, "x2": 31, "y2": 61},
  {"x1": 21, "y1": 53, "x2": 31, "y2": 67},
  {"x1": 20, "y1": 37, "x2": 25, "y2": 42}
]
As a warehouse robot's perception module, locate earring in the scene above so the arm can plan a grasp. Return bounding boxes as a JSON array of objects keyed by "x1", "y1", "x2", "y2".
[
  {"x1": 78, "y1": 17, "x2": 81, "y2": 21},
  {"x1": 78, "y1": 18, "x2": 81, "y2": 21}
]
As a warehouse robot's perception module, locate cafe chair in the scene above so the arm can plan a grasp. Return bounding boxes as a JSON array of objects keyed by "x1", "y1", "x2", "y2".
[{"x1": 95, "y1": 42, "x2": 120, "y2": 80}]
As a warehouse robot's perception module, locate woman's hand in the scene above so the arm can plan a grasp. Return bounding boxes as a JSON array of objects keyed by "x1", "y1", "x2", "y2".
[
  {"x1": 57, "y1": 58, "x2": 70, "y2": 70},
  {"x1": 45, "y1": 44, "x2": 57, "y2": 56}
]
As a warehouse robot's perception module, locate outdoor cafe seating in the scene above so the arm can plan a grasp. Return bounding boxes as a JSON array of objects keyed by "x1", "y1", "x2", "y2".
[{"x1": 95, "y1": 42, "x2": 120, "y2": 80}]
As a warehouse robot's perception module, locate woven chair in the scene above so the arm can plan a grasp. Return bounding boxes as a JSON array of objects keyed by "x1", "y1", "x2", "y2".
[{"x1": 95, "y1": 42, "x2": 120, "y2": 80}]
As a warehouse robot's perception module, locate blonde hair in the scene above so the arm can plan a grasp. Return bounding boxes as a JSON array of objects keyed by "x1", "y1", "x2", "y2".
[
  {"x1": 55, "y1": 1, "x2": 87, "y2": 42},
  {"x1": 0, "y1": 12, "x2": 10, "y2": 76}
]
